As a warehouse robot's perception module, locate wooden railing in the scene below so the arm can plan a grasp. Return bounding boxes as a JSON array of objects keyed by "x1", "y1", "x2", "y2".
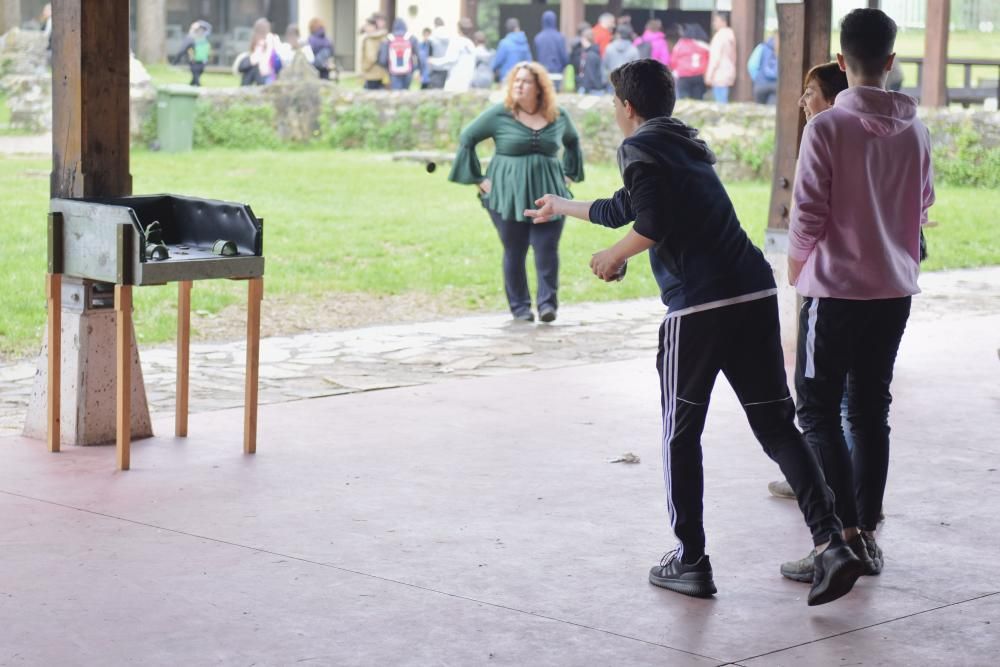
[{"x1": 896, "y1": 56, "x2": 1000, "y2": 107}]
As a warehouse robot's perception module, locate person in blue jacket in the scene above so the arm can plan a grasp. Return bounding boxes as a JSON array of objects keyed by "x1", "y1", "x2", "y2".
[
  {"x1": 533, "y1": 10, "x2": 568, "y2": 91},
  {"x1": 493, "y1": 17, "x2": 532, "y2": 83},
  {"x1": 749, "y1": 32, "x2": 779, "y2": 104}
]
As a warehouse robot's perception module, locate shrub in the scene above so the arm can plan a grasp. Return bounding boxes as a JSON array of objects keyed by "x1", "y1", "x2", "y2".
[
  {"x1": 328, "y1": 103, "x2": 379, "y2": 149},
  {"x1": 193, "y1": 102, "x2": 280, "y2": 149},
  {"x1": 932, "y1": 124, "x2": 1000, "y2": 188}
]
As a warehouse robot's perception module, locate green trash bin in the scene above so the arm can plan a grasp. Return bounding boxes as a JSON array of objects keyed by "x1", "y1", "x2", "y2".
[{"x1": 156, "y1": 85, "x2": 200, "y2": 152}]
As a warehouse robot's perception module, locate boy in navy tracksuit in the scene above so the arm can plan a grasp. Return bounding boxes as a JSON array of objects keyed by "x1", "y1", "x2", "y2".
[{"x1": 525, "y1": 59, "x2": 863, "y2": 606}]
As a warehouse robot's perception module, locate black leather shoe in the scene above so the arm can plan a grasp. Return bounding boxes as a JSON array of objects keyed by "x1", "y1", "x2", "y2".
[
  {"x1": 539, "y1": 308, "x2": 557, "y2": 323},
  {"x1": 808, "y1": 535, "x2": 865, "y2": 606},
  {"x1": 649, "y1": 550, "x2": 717, "y2": 598}
]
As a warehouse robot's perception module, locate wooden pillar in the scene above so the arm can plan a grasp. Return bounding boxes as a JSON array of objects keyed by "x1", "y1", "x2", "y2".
[
  {"x1": 136, "y1": 0, "x2": 166, "y2": 65},
  {"x1": 460, "y1": 0, "x2": 478, "y2": 25},
  {"x1": 51, "y1": 0, "x2": 132, "y2": 199},
  {"x1": 768, "y1": 0, "x2": 831, "y2": 233},
  {"x1": 922, "y1": 0, "x2": 950, "y2": 107},
  {"x1": 378, "y1": 0, "x2": 395, "y2": 27},
  {"x1": 731, "y1": 0, "x2": 765, "y2": 102},
  {"x1": 559, "y1": 0, "x2": 584, "y2": 43},
  {"x1": 0, "y1": 0, "x2": 21, "y2": 34}
]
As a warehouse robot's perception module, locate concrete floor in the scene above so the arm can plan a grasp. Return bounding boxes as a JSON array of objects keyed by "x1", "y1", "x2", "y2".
[{"x1": 1, "y1": 308, "x2": 997, "y2": 666}]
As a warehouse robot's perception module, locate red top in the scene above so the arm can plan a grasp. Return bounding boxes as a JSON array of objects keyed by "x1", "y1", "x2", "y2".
[{"x1": 670, "y1": 38, "x2": 710, "y2": 78}]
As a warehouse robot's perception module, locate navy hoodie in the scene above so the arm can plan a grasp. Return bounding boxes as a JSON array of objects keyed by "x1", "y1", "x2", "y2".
[
  {"x1": 493, "y1": 30, "x2": 532, "y2": 81},
  {"x1": 589, "y1": 117, "x2": 776, "y2": 312},
  {"x1": 533, "y1": 11, "x2": 568, "y2": 75}
]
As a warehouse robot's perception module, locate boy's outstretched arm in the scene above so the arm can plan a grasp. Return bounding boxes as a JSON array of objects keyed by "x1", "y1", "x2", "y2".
[
  {"x1": 524, "y1": 194, "x2": 592, "y2": 223},
  {"x1": 591, "y1": 229, "x2": 655, "y2": 282}
]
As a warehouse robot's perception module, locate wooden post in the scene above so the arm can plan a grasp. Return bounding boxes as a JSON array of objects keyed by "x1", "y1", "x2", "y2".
[
  {"x1": 731, "y1": 0, "x2": 765, "y2": 103},
  {"x1": 768, "y1": 0, "x2": 832, "y2": 233},
  {"x1": 176, "y1": 280, "x2": 192, "y2": 438},
  {"x1": 51, "y1": 0, "x2": 132, "y2": 199},
  {"x1": 47, "y1": 273, "x2": 61, "y2": 452},
  {"x1": 115, "y1": 284, "x2": 132, "y2": 471},
  {"x1": 559, "y1": 0, "x2": 584, "y2": 43},
  {"x1": 922, "y1": 0, "x2": 950, "y2": 107},
  {"x1": 460, "y1": 0, "x2": 478, "y2": 25},
  {"x1": 243, "y1": 278, "x2": 263, "y2": 455},
  {"x1": 136, "y1": 0, "x2": 167, "y2": 65},
  {"x1": 378, "y1": 0, "x2": 395, "y2": 27}
]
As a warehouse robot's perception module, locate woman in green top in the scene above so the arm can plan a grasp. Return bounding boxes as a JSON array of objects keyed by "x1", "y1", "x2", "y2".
[{"x1": 450, "y1": 61, "x2": 584, "y2": 322}]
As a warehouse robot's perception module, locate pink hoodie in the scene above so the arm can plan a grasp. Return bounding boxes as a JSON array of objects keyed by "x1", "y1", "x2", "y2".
[{"x1": 789, "y1": 86, "x2": 935, "y2": 299}]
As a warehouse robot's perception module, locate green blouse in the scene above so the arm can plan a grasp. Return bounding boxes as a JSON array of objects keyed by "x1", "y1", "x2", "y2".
[{"x1": 449, "y1": 104, "x2": 584, "y2": 222}]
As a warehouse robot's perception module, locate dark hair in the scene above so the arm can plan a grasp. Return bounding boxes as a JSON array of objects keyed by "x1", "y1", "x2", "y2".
[
  {"x1": 805, "y1": 61, "x2": 849, "y2": 103},
  {"x1": 839, "y1": 8, "x2": 897, "y2": 78},
  {"x1": 713, "y1": 11, "x2": 730, "y2": 26},
  {"x1": 610, "y1": 59, "x2": 676, "y2": 120},
  {"x1": 505, "y1": 17, "x2": 520, "y2": 33}
]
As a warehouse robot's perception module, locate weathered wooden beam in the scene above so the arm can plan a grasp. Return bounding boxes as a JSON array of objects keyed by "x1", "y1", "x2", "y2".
[
  {"x1": 560, "y1": 0, "x2": 585, "y2": 43},
  {"x1": 921, "y1": 0, "x2": 950, "y2": 107},
  {"x1": 768, "y1": 0, "x2": 831, "y2": 232},
  {"x1": 731, "y1": 0, "x2": 765, "y2": 102},
  {"x1": 51, "y1": 0, "x2": 132, "y2": 198}
]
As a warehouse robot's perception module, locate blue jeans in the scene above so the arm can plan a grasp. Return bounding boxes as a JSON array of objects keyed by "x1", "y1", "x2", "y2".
[
  {"x1": 712, "y1": 86, "x2": 730, "y2": 104},
  {"x1": 486, "y1": 209, "x2": 564, "y2": 317},
  {"x1": 390, "y1": 74, "x2": 412, "y2": 90}
]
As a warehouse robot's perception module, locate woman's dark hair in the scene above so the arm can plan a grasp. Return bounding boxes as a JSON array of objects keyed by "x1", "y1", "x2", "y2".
[
  {"x1": 609, "y1": 59, "x2": 676, "y2": 120},
  {"x1": 840, "y1": 8, "x2": 897, "y2": 78},
  {"x1": 804, "y1": 61, "x2": 849, "y2": 103}
]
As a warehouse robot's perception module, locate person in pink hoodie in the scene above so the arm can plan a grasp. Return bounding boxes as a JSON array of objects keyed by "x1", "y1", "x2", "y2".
[
  {"x1": 782, "y1": 8, "x2": 935, "y2": 583},
  {"x1": 633, "y1": 19, "x2": 670, "y2": 68}
]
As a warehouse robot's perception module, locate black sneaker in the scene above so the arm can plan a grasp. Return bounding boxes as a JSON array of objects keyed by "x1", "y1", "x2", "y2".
[
  {"x1": 807, "y1": 535, "x2": 865, "y2": 606},
  {"x1": 848, "y1": 533, "x2": 877, "y2": 576},
  {"x1": 539, "y1": 308, "x2": 557, "y2": 323},
  {"x1": 649, "y1": 550, "x2": 717, "y2": 598},
  {"x1": 863, "y1": 532, "x2": 883, "y2": 574}
]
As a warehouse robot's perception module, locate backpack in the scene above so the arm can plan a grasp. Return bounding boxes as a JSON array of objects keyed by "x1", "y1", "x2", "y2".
[
  {"x1": 387, "y1": 34, "x2": 414, "y2": 76},
  {"x1": 192, "y1": 38, "x2": 211, "y2": 63},
  {"x1": 747, "y1": 43, "x2": 764, "y2": 80},
  {"x1": 636, "y1": 40, "x2": 652, "y2": 60}
]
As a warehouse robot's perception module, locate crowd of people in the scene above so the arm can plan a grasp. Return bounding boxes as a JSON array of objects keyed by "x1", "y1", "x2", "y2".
[{"x1": 200, "y1": 9, "x2": 809, "y2": 105}]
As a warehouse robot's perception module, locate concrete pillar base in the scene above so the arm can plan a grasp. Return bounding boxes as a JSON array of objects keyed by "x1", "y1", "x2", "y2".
[
  {"x1": 763, "y1": 229, "x2": 798, "y2": 368},
  {"x1": 23, "y1": 281, "x2": 153, "y2": 447}
]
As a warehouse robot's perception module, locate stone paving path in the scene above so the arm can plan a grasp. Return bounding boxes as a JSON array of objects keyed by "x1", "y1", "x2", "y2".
[{"x1": 2, "y1": 267, "x2": 997, "y2": 437}]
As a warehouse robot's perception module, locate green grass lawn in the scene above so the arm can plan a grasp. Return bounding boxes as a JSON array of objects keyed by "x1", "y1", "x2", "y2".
[{"x1": 0, "y1": 150, "x2": 997, "y2": 358}]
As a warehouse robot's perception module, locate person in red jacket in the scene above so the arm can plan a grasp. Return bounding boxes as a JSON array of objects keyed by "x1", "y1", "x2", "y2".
[
  {"x1": 672, "y1": 23, "x2": 711, "y2": 100},
  {"x1": 592, "y1": 12, "x2": 615, "y2": 56}
]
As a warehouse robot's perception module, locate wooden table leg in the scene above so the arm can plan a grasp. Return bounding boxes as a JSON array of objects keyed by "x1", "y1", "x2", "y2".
[
  {"x1": 47, "y1": 273, "x2": 61, "y2": 453},
  {"x1": 116, "y1": 284, "x2": 132, "y2": 471},
  {"x1": 244, "y1": 277, "x2": 263, "y2": 454},
  {"x1": 176, "y1": 280, "x2": 192, "y2": 437}
]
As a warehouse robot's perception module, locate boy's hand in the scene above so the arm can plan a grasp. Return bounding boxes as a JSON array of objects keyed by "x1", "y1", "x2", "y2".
[
  {"x1": 590, "y1": 248, "x2": 626, "y2": 282},
  {"x1": 524, "y1": 194, "x2": 565, "y2": 224}
]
